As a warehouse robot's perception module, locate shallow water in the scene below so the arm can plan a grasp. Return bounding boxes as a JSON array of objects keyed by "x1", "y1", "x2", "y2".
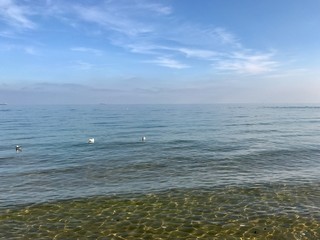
[
  {"x1": 1, "y1": 184, "x2": 320, "y2": 239},
  {"x1": 1, "y1": 104, "x2": 320, "y2": 238}
]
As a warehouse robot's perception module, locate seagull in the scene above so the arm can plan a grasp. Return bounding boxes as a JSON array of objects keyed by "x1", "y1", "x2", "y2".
[
  {"x1": 88, "y1": 138, "x2": 95, "y2": 144},
  {"x1": 141, "y1": 136, "x2": 146, "y2": 142},
  {"x1": 16, "y1": 145, "x2": 22, "y2": 152}
]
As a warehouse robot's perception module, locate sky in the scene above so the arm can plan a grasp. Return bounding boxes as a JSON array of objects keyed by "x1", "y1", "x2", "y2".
[{"x1": 0, "y1": 0, "x2": 320, "y2": 104}]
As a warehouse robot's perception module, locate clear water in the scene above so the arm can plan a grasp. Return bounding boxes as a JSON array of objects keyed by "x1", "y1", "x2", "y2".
[{"x1": 1, "y1": 104, "x2": 320, "y2": 239}]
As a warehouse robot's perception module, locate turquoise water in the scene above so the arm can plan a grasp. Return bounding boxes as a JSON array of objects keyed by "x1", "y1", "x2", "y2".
[{"x1": 1, "y1": 104, "x2": 320, "y2": 238}]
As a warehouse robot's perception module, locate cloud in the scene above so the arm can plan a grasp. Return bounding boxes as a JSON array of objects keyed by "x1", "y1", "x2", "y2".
[
  {"x1": 71, "y1": 47, "x2": 103, "y2": 56},
  {"x1": 0, "y1": 30, "x2": 15, "y2": 38},
  {"x1": 70, "y1": 0, "x2": 171, "y2": 37},
  {"x1": 0, "y1": 0, "x2": 280, "y2": 76},
  {"x1": 214, "y1": 28, "x2": 241, "y2": 47},
  {"x1": 0, "y1": 0, "x2": 36, "y2": 29},
  {"x1": 172, "y1": 47, "x2": 219, "y2": 59},
  {"x1": 71, "y1": 60, "x2": 94, "y2": 70},
  {"x1": 107, "y1": 22, "x2": 246, "y2": 69},
  {"x1": 74, "y1": 6, "x2": 149, "y2": 36},
  {"x1": 166, "y1": 25, "x2": 242, "y2": 50},
  {"x1": 24, "y1": 46, "x2": 37, "y2": 55},
  {"x1": 124, "y1": 42, "x2": 159, "y2": 55},
  {"x1": 214, "y1": 51, "x2": 278, "y2": 74},
  {"x1": 0, "y1": 43, "x2": 38, "y2": 55},
  {"x1": 149, "y1": 57, "x2": 189, "y2": 69},
  {"x1": 124, "y1": 42, "x2": 218, "y2": 60},
  {"x1": 132, "y1": 1, "x2": 172, "y2": 15}
]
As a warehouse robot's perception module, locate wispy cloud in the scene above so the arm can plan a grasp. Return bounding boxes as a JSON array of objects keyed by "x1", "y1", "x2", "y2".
[
  {"x1": 0, "y1": 0, "x2": 36, "y2": 29},
  {"x1": 70, "y1": 0, "x2": 171, "y2": 37},
  {"x1": 71, "y1": 47, "x2": 103, "y2": 56},
  {"x1": 124, "y1": 42, "x2": 159, "y2": 55},
  {"x1": 72, "y1": 60, "x2": 94, "y2": 70},
  {"x1": 214, "y1": 51, "x2": 278, "y2": 74},
  {"x1": 107, "y1": 22, "x2": 248, "y2": 69},
  {"x1": 166, "y1": 25, "x2": 242, "y2": 50},
  {"x1": 0, "y1": 43, "x2": 38, "y2": 55},
  {"x1": 171, "y1": 47, "x2": 219, "y2": 59},
  {"x1": 69, "y1": 60, "x2": 111, "y2": 71},
  {"x1": 130, "y1": 1, "x2": 172, "y2": 15},
  {"x1": 0, "y1": 0, "x2": 280, "y2": 75},
  {"x1": 214, "y1": 28, "x2": 241, "y2": 47},
  {"x1": 24, "y1": 46, "x2": 37, "y2": 55},
  {"x1": 0, "y1": 30, "x2": 15, "y2": 38},
  {"x1": 124, "y1": 43, "x2": 218, "y2": 60},
  {"x1": 149, "y1": 57, "x2": 189, "y2": 69}
]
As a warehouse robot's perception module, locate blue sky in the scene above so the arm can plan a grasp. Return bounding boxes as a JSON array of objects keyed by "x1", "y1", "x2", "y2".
[{"x1": 1, "y1": 0, "x2": 320, "y2": 104}]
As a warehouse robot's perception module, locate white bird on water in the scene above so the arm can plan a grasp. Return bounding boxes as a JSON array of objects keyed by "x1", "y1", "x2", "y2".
[
  {"x1": 88, "y1": 138, "x2": 95, "y2": 144},
  {"x1": 141, "y1": 136, "x2": 146, "y2": 142},
  {"x1": 16, "y1": 145, "x2": 22, "y2": 152}
]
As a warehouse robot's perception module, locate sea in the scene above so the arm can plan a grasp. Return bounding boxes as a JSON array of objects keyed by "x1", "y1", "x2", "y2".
[{"x1": 0, "y1": 104, "x2": 320, "y2": 239}]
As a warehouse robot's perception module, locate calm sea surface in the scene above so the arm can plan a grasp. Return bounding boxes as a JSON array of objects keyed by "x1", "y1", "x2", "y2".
[{"x1": 1, "y1": 104, "x2": 320, "y2": 239}]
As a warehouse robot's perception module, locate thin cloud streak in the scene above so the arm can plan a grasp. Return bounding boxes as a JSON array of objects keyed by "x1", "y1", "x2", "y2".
[
  {"x1": 0, "y1": 43, "x2": 38, "y2": 55},
  {"x1": 214, "y1": 28, "x2": 241, "y2": 47},
  {"x1": 124, "y1": 43, "x2": 219, "y2": 60},
  {"x1": 70, "y1": 0, "x2": 171, "y2": 37},
  {"x1": 0, "y1": 0, "x2": 36, "y2": 29},
  {"x1": 71, "y1": 47, "x2": 103, "y2": 56},
  {"x1": 177, "y1": 48, "x2": 219, "y2": 59},
  {"x1": 64, "y1": 2, "x2": 257, "y2": 71},
  {"x1": 149, "y1": 57, "x2": 190, "y2": 69},
  {"x1": 0, "y1": 1, "x2": 280, "y2": 74},
  {"x1": 71, "y1": 61, "x2": 94, "y2": 70},
  {"x1": 24, "y1": 46, "x2": 37, "y2": 55},
  {"x1": 130, "y1": 1, "x2": 172, "y2": 15},
  {"x1": 214, "y1": 51, "x2": 279, "y2": 74}
]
